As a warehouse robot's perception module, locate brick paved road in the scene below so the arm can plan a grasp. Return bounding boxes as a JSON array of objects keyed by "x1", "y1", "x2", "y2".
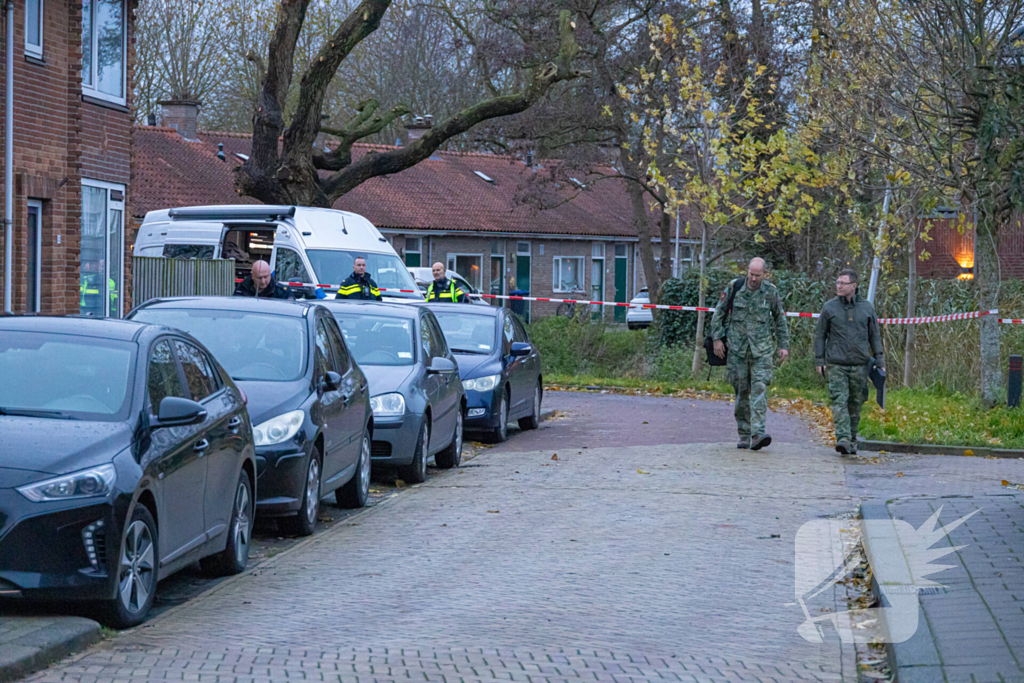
[{"x1": 24, "y1": 393, "x2": 860, "y2": 682}]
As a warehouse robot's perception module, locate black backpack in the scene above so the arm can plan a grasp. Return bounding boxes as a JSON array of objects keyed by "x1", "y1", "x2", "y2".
[{"x1": 704, "y1": 278, "x2": 744, "y2": 367}]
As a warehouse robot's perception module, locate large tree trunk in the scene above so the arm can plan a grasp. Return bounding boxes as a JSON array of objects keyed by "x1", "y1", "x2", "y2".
[
  {"x1": 691, "y1": 222, "x2": 709, "y2": 376},
  {"x1": 617, "y1": 141, "x2": 663, "y2": 305},
  {"x1": 903, "y1": 233, "x2": 917, "y2": 388},
  {"x1": 976, "y1": 216, "x2": 1002, "y2": 405}
]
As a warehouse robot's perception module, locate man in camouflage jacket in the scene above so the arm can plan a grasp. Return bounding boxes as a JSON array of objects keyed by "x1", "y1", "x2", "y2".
[
  {"x1": 710, "y1": 258, "x2": 790, "y2": 451},
  {"x1": 814, "y1": 268, "x2": 884, "y2": 455}
]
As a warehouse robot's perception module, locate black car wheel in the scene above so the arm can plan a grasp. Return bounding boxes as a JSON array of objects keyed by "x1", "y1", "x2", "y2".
[
  {"x1": 403, "y1": 419, "x2": 429, "y2": 484},
  {"x1": 435, "y1": 407, "x2": 464, "y2": 469},
  {"x1": 487, "y1": 390, "x2": 510, "y2": 443},
  {"x1": 336, "y1": 427, "x2": 371, "y2": 508},
  {"x1": 200, "y1": 472, "x2": 253, "y2": 577},
  {"x1": 518, "y1": 382, "x2": 542, "y2": 431},
  {"x1": 105, "y1": 504, "x2": 158, "y2": 629},
  {"x1": 280, "y1": 447, "x2": 321, "y2": 537}
]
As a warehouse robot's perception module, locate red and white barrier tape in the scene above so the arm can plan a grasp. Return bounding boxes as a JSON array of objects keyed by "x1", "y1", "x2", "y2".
[{"x1": 247, "y1": 279, "x2": 1000, "y2": 326}]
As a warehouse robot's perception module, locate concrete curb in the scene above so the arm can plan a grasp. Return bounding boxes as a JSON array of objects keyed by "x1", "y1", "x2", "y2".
[
  {"x1": 858, "y1": 439, "x2": 1024, "y2": 459},
  {"x1": 0, "y1": 617, "x2": 102, "y2": 683},
  {"x1": 859, "y1": 500, "x2": 943, "y2": 683}
]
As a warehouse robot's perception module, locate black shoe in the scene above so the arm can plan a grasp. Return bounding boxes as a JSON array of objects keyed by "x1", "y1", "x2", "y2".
[
  {"x1": 750, "y1": 434, "x2": 772, "y2": 451},
  {"x1": 835, "y1": 440, "x2": 851, "y2": 455},
  {"x1": 737, "y1": 438, "x2": 750, "y2": 449}
]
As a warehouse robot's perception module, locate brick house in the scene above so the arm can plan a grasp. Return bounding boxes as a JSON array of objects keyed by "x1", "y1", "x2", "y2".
[
  {"x1": 915, "y1": 214, "x2": 1024, "y2": 280},
  {"x1": 0, "y1": 0, "x2": 135, "y2": 317},
  {"x1": 133, "y1": 106, "x2": 699, "y2": 320}
]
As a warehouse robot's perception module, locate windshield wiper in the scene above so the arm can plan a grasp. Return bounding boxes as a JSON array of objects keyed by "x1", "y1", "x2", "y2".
[
  {"x1": 450, "y1": 348, "x2": 489, "y2": 355},
  {"x1": 0, "y1": 407, "x2": 77, "y2": 420}
]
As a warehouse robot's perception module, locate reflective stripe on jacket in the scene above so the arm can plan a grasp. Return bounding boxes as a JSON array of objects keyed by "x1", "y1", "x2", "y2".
[{"x1": 426, "y1": 278, "x2": 467, "y2": 303}]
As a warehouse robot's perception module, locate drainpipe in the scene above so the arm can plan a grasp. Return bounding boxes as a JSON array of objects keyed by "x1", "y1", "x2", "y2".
[
  {"x1": 673, "y1": 211, "x2": 680, "y2": 279},
  {"x1": 3, "y1": 0, "x2": 13, "y2": 313}
]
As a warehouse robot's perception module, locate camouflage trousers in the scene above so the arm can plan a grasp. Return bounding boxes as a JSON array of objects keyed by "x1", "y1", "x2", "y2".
[
  {"x1": 827, "y1": 364, "x2": 870, "y2": 443},
  {"x1": 727, "y1": 351, "x2": 774, "y2": 438}
]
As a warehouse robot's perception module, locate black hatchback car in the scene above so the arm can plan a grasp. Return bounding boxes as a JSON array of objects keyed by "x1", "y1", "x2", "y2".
[
  {"x1": 0, "y1": 317, "x2": 257, "y2": 628},
  {"x1": 424, "y1": 304, "x2": 543, "y2": 442},
  {"x1": 129, "y1": 297, "x2": 373, "y2": 536}
]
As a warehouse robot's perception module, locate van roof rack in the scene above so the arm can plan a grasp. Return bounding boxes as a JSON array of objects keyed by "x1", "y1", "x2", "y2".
[{"x1": 168, "y1": 206, "x2": 296, "y2": 221}]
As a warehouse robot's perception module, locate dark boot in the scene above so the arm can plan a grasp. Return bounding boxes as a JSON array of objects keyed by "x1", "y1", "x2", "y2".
[
  {"x1": 835, "y1": 440, "x2": 852, "y2": 455},
  {"x1": 737, "y1": 437, "x2": 750, "y2": 449},
  {"x1": 750, "y1": 434, "x2": 772, "y2": 451}
]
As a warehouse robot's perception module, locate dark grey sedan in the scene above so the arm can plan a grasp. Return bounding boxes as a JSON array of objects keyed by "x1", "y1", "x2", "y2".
[{"x1": 321, "y1": 301, "x2": 465, "y2": 484}]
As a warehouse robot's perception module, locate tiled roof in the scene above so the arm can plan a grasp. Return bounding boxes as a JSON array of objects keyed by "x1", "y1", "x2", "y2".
[{"x1": 134, "y1": 126, "x2": 654, "y2": 238}]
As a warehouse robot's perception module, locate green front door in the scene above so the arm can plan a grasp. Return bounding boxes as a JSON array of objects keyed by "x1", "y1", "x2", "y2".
[
  {"x1": 614, "y1": 256, "x2": 627, "y2": 323},
  {"x1": 516, "y1": 254, "x2": 531, "y2": 323}
]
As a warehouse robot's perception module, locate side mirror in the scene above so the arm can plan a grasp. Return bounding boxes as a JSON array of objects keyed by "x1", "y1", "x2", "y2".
[
  {"x1": 427, "y1": 357, "x2": 456, "y2": 374},
  {"x1": 321, "y1": 370, "x2": 342, "y2": 392},
  {"x1": 510, "y1": 342, "x2": 532, "y2": 357},
  {"x1": 155, "y1": 397, "x2": 207, "y2": 427}
]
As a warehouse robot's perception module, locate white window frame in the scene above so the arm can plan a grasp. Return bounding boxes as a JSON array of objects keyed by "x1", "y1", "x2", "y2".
[
  {"x1": 82, "y1": 0, "x2": 127, "y2": 105},
  {"x1": 27, "y1": 200, "x2": 43, "y2": 312},
  {"x1": 82, "y1": 179, "x2": 125, "y2": 318},
  {"x1": 552, "y1": 256, "x2": 585, "y2": 294},
  {"x1": 25, "y1": 0, "x2": 43, "y2": 58},
  {"x1": 405, "y1": 236, "x2": 422, "y2": 266},
  {"x1": 447, "y1": 253, "x2": 484, "y2": 291}
]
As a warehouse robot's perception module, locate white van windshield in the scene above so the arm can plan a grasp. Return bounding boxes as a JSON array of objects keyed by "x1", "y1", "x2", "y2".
[{"x1": 306, "y1": 250, "x2": 422, "y2": 299}]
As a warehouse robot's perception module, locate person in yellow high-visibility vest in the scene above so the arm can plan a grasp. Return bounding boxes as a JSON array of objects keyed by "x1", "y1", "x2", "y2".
[
  {"x1": 425, "y1": 262, "x2": 468, "y2": 303},
  {"x1": 80, "y1": 270, "x2": 118, "y2": 316}
]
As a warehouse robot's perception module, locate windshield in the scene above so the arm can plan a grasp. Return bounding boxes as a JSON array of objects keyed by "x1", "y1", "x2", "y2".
[
  {"x1": 0, "y1": 332, "x2": 135, "y2": 420},
  {"x1": 334, "y1": 313, "x2": 416, "y2": 366},
  {"x1": 433, "y1": 312, "x2": 498, "y2": 354},
  {"x1": 131, "y1": 308, "x2": 308, "y2": 381},
  {"x1": 306, "y1": 250, "x2": 422, "y2": 299}
]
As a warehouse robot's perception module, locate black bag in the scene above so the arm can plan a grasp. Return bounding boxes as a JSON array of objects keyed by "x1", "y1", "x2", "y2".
[{"x1": 704, "y1": 278, "x2": 744, "y2": 367}]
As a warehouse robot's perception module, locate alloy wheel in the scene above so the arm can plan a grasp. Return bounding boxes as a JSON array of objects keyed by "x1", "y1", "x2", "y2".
[
  {"x1": 305, "y1": 458, "x2": 321, "y2": 525},
  {"x1": 118, "y1": 520, "x2": 155, "y2": 615},
  {"x1": 233, "y1": 482, "x2": 251, "y2": 566}
]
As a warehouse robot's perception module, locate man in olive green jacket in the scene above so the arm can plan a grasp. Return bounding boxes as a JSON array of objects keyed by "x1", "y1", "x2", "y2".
[
  {"x1": 710, "y1": 257, "x2": 790, "y2": 451},
  {"x1": 814, "y1": 268, "x2": 884, "y2": 455}
]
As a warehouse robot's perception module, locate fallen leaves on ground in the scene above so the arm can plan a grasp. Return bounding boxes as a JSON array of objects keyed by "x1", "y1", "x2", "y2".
[
  {"x1": 487, "y1": 510, "x2": 500, "y2": 513},
  {"x1": 394, "y1": 479, "x2": 408, "y2": 488},
  {"x1": 1002, "y1": 479, "x2": 1024, "y2": 491},
  {"x1": 551, "y1": 453, "x2": 559, "y2": 461}
]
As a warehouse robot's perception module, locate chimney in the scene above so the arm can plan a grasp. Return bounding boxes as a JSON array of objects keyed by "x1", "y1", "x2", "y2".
[
  {"x1": 526, "y1": 150, "x2": 534, "y2": 168},
  {"x1": 158, "y1": 99, "x2": 202, "y2": 140},
  {"x1": 405, "y1": 115, "x2": 433, "y2": 144},
  {"x1": 146, "y1": 112, "x2": 156, "y2": 126}
]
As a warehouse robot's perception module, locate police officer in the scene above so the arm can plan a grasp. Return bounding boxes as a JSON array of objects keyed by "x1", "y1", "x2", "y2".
[
  {"x1": 814, "y1": 268, "x2": 884, "y2": 455},
  {"x1": 425, "y1": 262, "x2": 468, "y2": 303},
  {"x1": 710, "y1": 257, "x2": 790, "y2": 451},
  {"x1": 233, "y1": 260, "x2": 294, "y2": 299},
  {"x1": 335, "y1": 256, "x2": 382, "y2": 300}
]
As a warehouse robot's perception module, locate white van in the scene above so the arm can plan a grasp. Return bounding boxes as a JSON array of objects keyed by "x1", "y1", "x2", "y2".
[{"x1": 134, "y1": 205, "x2": 423, "y2": 300}]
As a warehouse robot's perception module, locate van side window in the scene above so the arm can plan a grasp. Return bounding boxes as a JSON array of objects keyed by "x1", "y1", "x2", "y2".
[
  {"x1": 163, "y1": 244, "x2": 215, "y2": 259},
  {"x1": 222, "y1": 228, "x2": 274, "y2": 281},
  {"x1": 275, "y1": 248, "x2": 312, "y2": 286}
]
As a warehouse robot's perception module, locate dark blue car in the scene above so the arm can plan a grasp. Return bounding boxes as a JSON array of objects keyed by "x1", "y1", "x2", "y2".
[{"x1": 423, "y1": 304, "x2": 542, "y2": 442}]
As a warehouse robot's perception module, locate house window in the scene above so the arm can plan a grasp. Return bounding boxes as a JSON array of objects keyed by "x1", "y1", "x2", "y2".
[
  {"x1": 405, "y1": 237, "x2": 421, "y2": 267},
  {"x1": 447, "y1": 254, "x2": 483, "y2": 291},
  {"x1": 553, "y1": 256, "x2": 585, "y2": 293},
  {"x1": 82, "y1": 0, "x2": 126, "y2": 104},
  {"x1": 80, "y1": 181, "x2": 124, "y2": 318},
  {"x1": 26, "y1": 0, "x2": 43, "y2": 57}
]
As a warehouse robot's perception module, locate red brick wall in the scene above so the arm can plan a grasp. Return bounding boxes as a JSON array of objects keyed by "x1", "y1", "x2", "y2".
[
  {"x1": 915, "y1": 214, "x2": 1024, "y2": 280},
  {"x1": 0, "y1": 0, "x2": 134, "y2": 316}
]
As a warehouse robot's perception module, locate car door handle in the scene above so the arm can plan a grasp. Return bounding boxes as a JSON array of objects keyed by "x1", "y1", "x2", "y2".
[
  {"x1": 228, "y1": 416, "x2": 242, "y2": 432},
  {"x1": 194, "y1": 439, "x2": 210, "y2": 454}
]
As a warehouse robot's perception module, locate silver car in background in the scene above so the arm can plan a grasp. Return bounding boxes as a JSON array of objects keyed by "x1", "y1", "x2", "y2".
[{"x1": 321, "y1": 301, "x2": 466, "y2": 484}]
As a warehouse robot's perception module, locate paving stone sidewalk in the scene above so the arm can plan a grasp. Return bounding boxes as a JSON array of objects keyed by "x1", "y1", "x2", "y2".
[{"x1": 865, "y1": 494, "x2": 1024, "y2": 683}]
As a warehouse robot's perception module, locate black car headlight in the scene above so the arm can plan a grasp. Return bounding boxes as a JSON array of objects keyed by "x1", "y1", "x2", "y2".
[{"x1": 16, "y1": 464, "x2": 117, "y2": 503}]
